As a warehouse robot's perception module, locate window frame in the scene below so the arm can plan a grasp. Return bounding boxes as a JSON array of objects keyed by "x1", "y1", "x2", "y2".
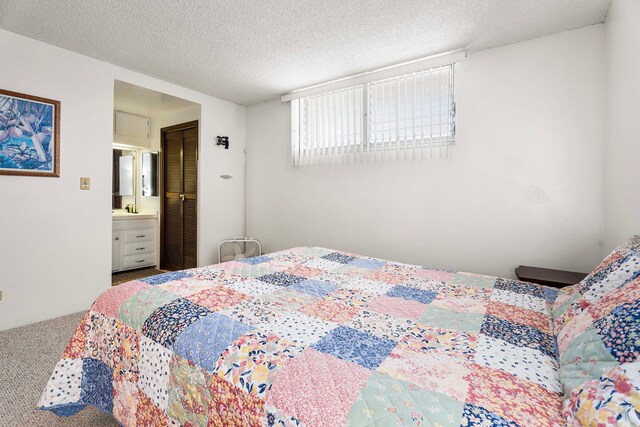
[{"x1": 291, "y1": 63, "x2": 456, "y2": 164}]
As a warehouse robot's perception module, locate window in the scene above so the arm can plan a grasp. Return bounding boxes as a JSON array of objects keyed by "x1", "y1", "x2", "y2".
[{"x1": 291, "y1": 64, "x2": 455, "y2": 165}]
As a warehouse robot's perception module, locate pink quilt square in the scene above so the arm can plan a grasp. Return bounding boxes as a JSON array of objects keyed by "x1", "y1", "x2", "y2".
[
  {"x1": 377, "y1": 347, "x2": 470, "y2": 401},
  {"x1": 414, "y1": 268, "x2": 456, "y2": 282},
  {"x1": 261, "y1": 258, "x2": 302, "y2": 272},
  {"x1": 266, "y1": 348, "x2": 371, "y2": 427},
  {"x1": 588, "y1": 276, "x2": 640, "y2": 320},
  {"x1": 186, "y1": 286, "x2": 252, "y2": 312},
  {"x1": 486, "y1": 301, "x2": 552, "y2": 333},
  {"x1": 261, "y1": 288, "x2": 318, "y2": 311},
  {"x1": 432, "y1": 295, "x2": 487, "y2": 314},
  {"x1": 298, "y1": 298, "x2": 360, "y2": 323},
  {"x1": 364, "y1": 270, "x2": 406, "y2": 284},
  {"x1": 557, "y1": 312, "x2": 593, "y2": 354},
  {"x1": 285, "y1": 264, "x2": 324, "y2": 278},
  {"x1": 367, "y1": 296, "x2": 427, "y2": 321},
  {"x1": 62, "y1": 312, "x2": 90, "y2": 359},
  {"x1": 157, "y1": 279, "x2": 213, "y2": 298},
  {"x1": 465, "y1": 364, "x2": 563, "y2": 426},
  {"x1": 113, "y1": 376, "x2": 140, "y2": 426},
  {"x1": 219, "y1": 261, "x2": 249, "y2": 271},
  {"x1": 93, "y1": 280, "x2": 150, "y2": 318}
]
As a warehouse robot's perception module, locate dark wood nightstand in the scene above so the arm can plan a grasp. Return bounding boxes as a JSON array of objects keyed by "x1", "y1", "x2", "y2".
[{"x1": 515, "y1": 265, "x2": 588, "y2": 288}]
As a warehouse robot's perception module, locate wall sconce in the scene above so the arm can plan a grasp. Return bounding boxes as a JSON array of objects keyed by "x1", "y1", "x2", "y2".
[{"x1": 216, "y1": 136, "x2": 229, "y2": 149}]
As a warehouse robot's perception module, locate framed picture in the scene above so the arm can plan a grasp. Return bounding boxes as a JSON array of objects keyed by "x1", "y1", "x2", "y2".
[{"x1": 0, "y1": 89, "x2": 60, "y2": 177}]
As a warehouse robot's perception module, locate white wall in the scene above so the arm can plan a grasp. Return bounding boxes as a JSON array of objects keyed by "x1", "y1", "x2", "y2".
[
  {"x1": 603, "y1": 0, "x2": 640, "y2": 251},
  {"x1": 246, "y1": 25, "x2": 605, "y2": 278},
  {"x1": 0, "y1": 29, "x2": 246, "y2": 330}
]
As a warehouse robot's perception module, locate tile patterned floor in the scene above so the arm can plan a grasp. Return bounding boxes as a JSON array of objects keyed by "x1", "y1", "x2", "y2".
[{"x1": 112, "y1": 267, "x2": 167, "y2": 286}]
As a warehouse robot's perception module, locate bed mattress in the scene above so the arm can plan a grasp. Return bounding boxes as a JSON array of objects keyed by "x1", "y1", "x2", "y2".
[{"x1": 39, "y1": 247, "x2": 564, "y2": 426}]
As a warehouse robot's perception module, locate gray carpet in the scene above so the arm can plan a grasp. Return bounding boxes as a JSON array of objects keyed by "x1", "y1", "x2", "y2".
[{"x1": 0, "y1": 312, "x2": 119, "y2": 426}]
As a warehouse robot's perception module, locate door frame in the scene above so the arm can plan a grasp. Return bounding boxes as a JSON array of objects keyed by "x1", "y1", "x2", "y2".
[{"x1": 160, "y1": 120, "x2": 199, "y2": 270}]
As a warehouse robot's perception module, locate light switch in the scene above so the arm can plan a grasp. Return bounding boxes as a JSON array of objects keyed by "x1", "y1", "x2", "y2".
[{"x1": 80, "y1": 177, "x2": 91, "y2": 190}]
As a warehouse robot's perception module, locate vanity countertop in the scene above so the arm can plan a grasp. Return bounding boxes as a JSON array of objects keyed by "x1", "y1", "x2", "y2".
[{"x1": 112, "y1": 210, "x2": 158, "y2": 220}]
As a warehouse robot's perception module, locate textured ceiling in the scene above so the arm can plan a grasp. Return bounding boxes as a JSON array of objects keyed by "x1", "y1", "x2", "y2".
[{"x1": 0, "y1": 0, "x2": 610, "y2": 106}]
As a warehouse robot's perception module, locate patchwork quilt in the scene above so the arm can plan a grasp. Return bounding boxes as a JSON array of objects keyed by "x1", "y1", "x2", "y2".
[
  {"x1": 39, "y1": 247, "x2": 565, "y2": 426},
  {"x1": 552, "y1": 236, "x2": 640, "y2": 426}
]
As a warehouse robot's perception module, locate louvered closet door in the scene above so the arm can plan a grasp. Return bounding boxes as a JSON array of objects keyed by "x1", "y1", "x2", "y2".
[
  {"x1": 162, "y1": 122, "x2": 198, "y2": 271},
  {"x1": 182, "y1": 127, "x2": 198, "y2": 269}
]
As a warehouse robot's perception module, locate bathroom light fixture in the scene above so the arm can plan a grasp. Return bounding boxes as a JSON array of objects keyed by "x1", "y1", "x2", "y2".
[
  {"x1": 112, "y1": 142, "x2": 138, "y2": 150},
  {"x1": 216, "y1": 136, "x2": 229, "y2": 149}
]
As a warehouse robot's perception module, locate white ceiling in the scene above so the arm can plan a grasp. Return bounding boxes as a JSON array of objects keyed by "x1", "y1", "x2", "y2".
[
  {"x1": 0, "y1": 0, "x2": 610, "y2": 106},
  {"x1": 114, "y1": 80, "x2": 198, "y2": 117}
]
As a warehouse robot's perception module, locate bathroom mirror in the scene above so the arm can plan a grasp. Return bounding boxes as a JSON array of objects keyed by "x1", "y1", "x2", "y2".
[
  {"x1": 141, "y1": 151, "x2": 159, "y2": 197},
  {"x1": 119, "y1": 154, "x2": 134, "y2": 196},
  {"x1": 112, "y1": 149, "x2": 136, "y2": 208}
]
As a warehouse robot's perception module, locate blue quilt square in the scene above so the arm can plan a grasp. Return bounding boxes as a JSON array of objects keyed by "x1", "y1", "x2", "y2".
[
  {"x1": 140, "y1": 270, "x2": 191, "y2": 285},
  {"x1": 480, "y1": 315, "x2": 556, "y2": 358},
  {"x1": 543, "y1": 287, "x2": 559, "y2": 304},
  {"x1": 312, "y1": 326, "x2": 397, "y2": 370},
  {"x1": 80, "y1": 358, "x2": 113, "y2": 414},
  {"x1": 49, "y1": 405, "x2": 86, "y2": 417},
  {"x1": 594, "y1": 299, "x2": 640, "y2": 363},
  {"x1": 238, "y1": 255, "x2": 270, "y2": 265},
  {"x1": 462, "y1": 404, "x2": 518, "y2": 427},
  {"x1": 289, "y1": 279, "x2": 339, "y2": 297},
  {"x1": 173, "y1": 313, "x2": 253, "y2": 372},
  {"x1": 142, "y1": 298, "x2": 211, "y2": 348},
  {"x1": 494, "y1": 278, "x2": 544, "y2": 298},
  {"x1": 257, "y1": 272, "x2": 306, "y2": 287},
  {"x1": 348, "y1": 258, "x2": 386, "y2": 269},
  {"x1": 387, "y1": 285, "x2": 437, "y2": 304},
  {"x1": 321, "y1": 252, "x2": 357, "y2": 264}
]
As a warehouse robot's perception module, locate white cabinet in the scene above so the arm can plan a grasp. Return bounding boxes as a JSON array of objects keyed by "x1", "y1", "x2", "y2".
[
  {"x1": 112, "y1": 218, "x2": 157, "y2": 272},
  {"x1": 123, "y1": 241, "x2": 154, "y2": 256},
  {"x1": 123, "y1": 229, "x2": 155, "y2": 243},
  {"x1": 112, "y1": 232, "x2": 122, "y2": 272},
  {"x1": 114, "y1": 111, "x2": 150, "y2": 147},
  {"x1": 123, "y1": 253, "x2": 156, "y2": 270}
]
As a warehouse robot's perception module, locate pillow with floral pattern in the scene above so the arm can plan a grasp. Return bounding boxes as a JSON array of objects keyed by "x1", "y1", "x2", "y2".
[
  {"x1": 553, "y1": 236, "x2": 640, "y2": 335},
  {"x1": 563, "y1": 362, "x2": 640, "y2": 426},
  {"x1": 557, "y1": 275, "x2": 640, "y2": 397}
]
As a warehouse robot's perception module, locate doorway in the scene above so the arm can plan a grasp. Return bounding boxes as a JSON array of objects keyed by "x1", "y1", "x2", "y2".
[{"x1": 161, "y1": 120, "x2": 198, "y2": 271}]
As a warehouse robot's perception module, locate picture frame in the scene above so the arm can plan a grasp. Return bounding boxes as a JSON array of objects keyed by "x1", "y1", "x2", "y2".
[{"x1": 0, "y1": 89, "x2": 60, "y2": 177}]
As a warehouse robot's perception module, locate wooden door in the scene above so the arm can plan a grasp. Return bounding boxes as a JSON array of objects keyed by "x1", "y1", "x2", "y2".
[{"x1": 161, "y1": 121, "x2": 198, "y2": 271}]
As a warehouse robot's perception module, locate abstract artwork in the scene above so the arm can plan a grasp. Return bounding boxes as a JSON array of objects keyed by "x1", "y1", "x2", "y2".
[{"x1": 0, "y1": 89, "x2": 60, "y2": 177}]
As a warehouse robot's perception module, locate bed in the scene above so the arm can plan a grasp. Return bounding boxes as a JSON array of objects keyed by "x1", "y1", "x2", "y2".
[{"x1": 39, "y1": 242, "x2": 640, "y2": 426}]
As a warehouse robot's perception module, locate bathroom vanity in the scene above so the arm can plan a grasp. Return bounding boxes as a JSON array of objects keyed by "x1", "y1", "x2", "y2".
[
  {"x1": 112, "y1": 212, "x2": 158, "y2": 272},
  {"x1": 112, "y1": 139, "x2": 160, "y2": 272}
]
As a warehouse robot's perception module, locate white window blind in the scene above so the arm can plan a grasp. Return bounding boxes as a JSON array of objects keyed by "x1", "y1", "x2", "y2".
[{"x1": 291, "y1": 64, "x2": 455, "y2": 166}]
